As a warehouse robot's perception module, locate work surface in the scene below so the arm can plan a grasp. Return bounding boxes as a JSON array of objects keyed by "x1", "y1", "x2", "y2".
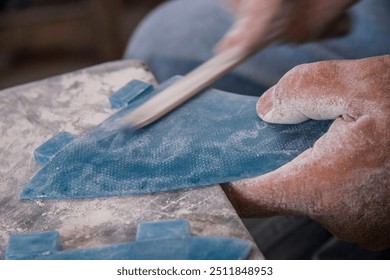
[{"x1": 0, "y1": 60, "x2": 263, "y2": 259}]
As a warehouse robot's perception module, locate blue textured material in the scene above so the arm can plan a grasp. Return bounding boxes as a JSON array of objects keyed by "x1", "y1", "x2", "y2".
[
  {"x1": 6, "y1": 231, "x2": 61, "y2": 260},
  {"x1": 22, "y1": 76, "x2": 331, "y2": 200},
  {"x1": 109, "y1": 79, "x2": 153, "y2": 109},
  {"x1": 5, "y1": 220, "x2": 252, "y2": 260},
  {"x1": 136, "y1": 220, "x2": 189, "y2": 240},
  {"x1": 34, "y1": 132, "x2": 77, "y2": 165}
]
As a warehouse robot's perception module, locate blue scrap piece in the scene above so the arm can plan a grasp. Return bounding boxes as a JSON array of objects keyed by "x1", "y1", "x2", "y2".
[
  {"x1": 6, "y1": 231, "x2": 61, "y2": 260},
  {"x1": 34, "y1": 132, "x2": 77, "y2": 165},
  {"x1": 22, "y1": 76, "x2": 332, "y2": 200},
  {"x1": 136, "y1": 219, "x2": 189, "y2": 240},
  {"x1": 109, "y1": 79, "x2": 153, "y2": 109},
  {"x1": 6, "y1": 220, "x2": 252, "y2": 260}
]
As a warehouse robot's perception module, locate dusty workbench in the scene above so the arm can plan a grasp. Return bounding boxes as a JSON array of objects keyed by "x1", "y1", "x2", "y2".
[{"x1": 0, "y1": 60, "x2": 264, "y2": 259}]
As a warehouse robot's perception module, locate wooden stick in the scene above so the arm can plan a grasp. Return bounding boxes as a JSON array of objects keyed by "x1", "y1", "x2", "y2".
[{"x1": 117, "y1": 41, "x2": 270, "y2": 130}]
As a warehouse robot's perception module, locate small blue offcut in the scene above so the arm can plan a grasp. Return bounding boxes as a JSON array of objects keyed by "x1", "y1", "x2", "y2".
[
  {"x1": 109, "y1": 79, "x2": 153, "y2": 109},
  {"x1": 34, "y1": 132, "x2": 77, "y2": 165}
]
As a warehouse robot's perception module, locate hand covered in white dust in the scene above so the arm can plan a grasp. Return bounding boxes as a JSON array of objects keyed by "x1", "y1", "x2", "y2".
[
  {"x1": 223, "y1": 55, "x2": 390, "y2": 250},
  {"x1": 217, "y1": 0, "x2": 357, "y2": 53}
]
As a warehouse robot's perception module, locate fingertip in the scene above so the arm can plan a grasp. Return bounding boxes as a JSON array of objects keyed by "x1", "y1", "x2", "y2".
[
  {"x1": 256, "y1": 87, "x2": 274, "y2": 120},
  {"x1": 256, "y1": 83, "x2": 309, "y2": 124}
]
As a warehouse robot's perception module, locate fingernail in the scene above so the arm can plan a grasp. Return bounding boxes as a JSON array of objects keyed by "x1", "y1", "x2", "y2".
[{"x1": 257, "y1": 91, "x2": 273, "y2": 118}]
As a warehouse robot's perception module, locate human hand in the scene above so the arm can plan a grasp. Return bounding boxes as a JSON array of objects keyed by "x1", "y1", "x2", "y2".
[
  {"x1": 217, "y1": 0, "x2": 357, "y2": 53},
  {"x1": 223, "y1": 55, "x2": 390, "y2": 250}
]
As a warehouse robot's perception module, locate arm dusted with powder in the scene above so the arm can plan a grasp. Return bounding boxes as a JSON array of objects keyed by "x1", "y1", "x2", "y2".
[{"x1": 223, "y1": 55, "x2": 390, "y2": 250}]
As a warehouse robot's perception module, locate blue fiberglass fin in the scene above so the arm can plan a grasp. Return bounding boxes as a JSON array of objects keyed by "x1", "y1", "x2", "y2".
[
  {"x1": 34, "y1": 132, "x2": 77, "y2": 165},
  {"x1": 5, "y1": 220, "x2": 252, "y2": 260},
  {"x1": 109, "y1": 79, "x2": 153, "y2": 109},
  {"x1": 22, "y1": 76, "x2": 332, "y2": 200}
]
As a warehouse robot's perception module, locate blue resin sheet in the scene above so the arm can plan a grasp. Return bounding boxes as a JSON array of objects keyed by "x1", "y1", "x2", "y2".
[
  {"x1": 6, "y1": 220, "x2": 252, "y2": 260},
  {"x1": 21, "y1": 77, "x2": 331, "y2": 200}
]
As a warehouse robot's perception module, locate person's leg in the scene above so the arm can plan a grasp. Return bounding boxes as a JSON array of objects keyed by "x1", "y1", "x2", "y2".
[{"x1": 125, "y1": 0, "x2": 390, "y2": 95}]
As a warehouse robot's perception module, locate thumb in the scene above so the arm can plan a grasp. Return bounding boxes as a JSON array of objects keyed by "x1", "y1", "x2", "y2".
[{"x1": 257, "y1": 60, "x2": 355, "y2": 124}]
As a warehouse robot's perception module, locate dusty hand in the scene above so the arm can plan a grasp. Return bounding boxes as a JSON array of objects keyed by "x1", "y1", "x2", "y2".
[
  {"x1": 217, "y1": 0, "x2": 357, "y2": 53},
  {"x1": 223, "y1": 55, "x2": 390, "y2": 250}
]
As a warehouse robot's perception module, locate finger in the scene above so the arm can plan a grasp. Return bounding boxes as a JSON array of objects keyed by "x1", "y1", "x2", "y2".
[
  {"x1": 257, "y1": 60, "x2": 358, "y2": 124},
  {"x1": 286, "y1": 0, "x2": 355, "y2": 42},
  {"x1": 287, "y1": 7, "x2": 351, "y2": 42},
  {"x1": 315, "y1": 12, "x2": 352, "y2": 40}
]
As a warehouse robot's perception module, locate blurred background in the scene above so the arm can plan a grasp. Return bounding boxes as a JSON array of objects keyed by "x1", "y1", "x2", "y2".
[{"x1": 0, "y1": 0, "x2": 164, "y2": 89}]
